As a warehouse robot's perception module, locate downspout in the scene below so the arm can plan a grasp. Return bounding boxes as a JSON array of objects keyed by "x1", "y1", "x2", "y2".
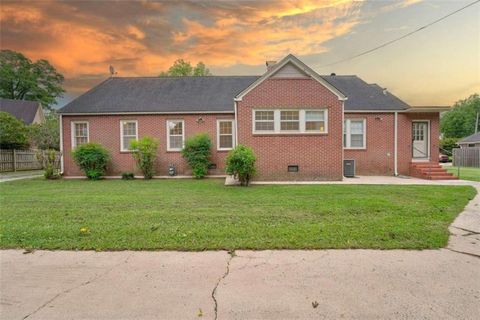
[
  {"x1": 394, "y1": 111, "x2": 398, "y2": 176},
  {"x1": 59, "y1": 114, "x2": 64, "y2": 174},
  {"x1": 234, "y1": 100, "x2": 239, "y2": 147},
  {"x1": 341, "y1": 99, "x2": 345, "y2": 180}
]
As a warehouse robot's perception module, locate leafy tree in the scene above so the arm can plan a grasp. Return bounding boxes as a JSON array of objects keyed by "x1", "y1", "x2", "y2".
[
  {"x1": 225, "y1": 145, "x2": 256, "y2": 186},
  {"x1": 130, "y1": 136, "x2": 159, "y2": 179},
  {"x1": 439, "y1": 137, "x2": 459, "y2": 155},
  {"x1": 36, "y1": 149, "x2": 61, "y2": 179},
  {"x1": 159, "y1": 59, "x2": 211, "y2": 76},
  {"x1": 72, "y1": 143, "x2": 110, "y2": 180},
  {"x1": 181, "y1": 133, "x2": 212, "y2": 178},
  {"x1": 0, "y1": 111, "x2": 29, "y2": 149},
  {"x1": 441, "y1": 94, "x2": 480, "y2": 138},
  {"x1": 28, "y1": 112, "x2": 60, "y2": 150},
  {"x1": 0, "y1": 50, "x2": 65, "y2": 110}
]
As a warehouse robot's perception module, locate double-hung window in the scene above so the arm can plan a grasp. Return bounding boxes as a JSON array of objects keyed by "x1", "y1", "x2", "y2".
[
  {"x1": 71, "y1": 121, "x2": 89, "y2": 149},
  {"x1": 280, "y1": 111, "x2": 300, "y2": 131},
  {"x1": 254, "y1": 111, "x2": 275, "y2": 132},
  {"x1": 167, "y1": 120, "x2": 184, "y2": 151},
  {"x1": 120, "y1": 120, "x2": 138, "y2": 151},
  {"x1": 217, "y1": 120, "x2": 234, "y2": 150},
  {"x1": 344, "y1": 119, "x2": 366, "y2": 149},
  {"x1": 253, "y1": 109, "x2": 328, "y2": 134},
  {"x1": 305, "y1": 111, "x2": 326, "y2": 132}
]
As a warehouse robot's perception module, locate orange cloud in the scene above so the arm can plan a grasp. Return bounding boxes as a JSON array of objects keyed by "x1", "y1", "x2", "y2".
[{"x1": 0, "y1": 0, "x2": 424, "y2": 96}]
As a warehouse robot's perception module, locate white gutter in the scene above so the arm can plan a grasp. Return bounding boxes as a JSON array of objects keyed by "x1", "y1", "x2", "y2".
[
  {"x1": 394, "y1": 111, "x2": 398, "y2": 176},
  {"x1": 59, "y1": 114, "x2": 64, "y2": 174},
  {"x1": 234, "y1": 101, "x2": 239, "y2": 147}
]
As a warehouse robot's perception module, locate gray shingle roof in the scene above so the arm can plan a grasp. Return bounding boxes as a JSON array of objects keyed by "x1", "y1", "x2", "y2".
[
  {"x1": 458, "y1": 132, "x2": 480, "y2": 144},
  {"x1": 0, "y1": 98, "x2": 41, "y2": 124},
  {"x1": 59, "y1": 75, "x2": 410, "y2": 114},
  {"x1": 320, "y1": 75, "x2": 409, "y2": 110},
  {"x1": 59, "y1": 76, "x2": 260, "y2": 114}
]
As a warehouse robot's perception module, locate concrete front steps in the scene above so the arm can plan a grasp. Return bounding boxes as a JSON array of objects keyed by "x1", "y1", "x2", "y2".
[{"x1": 410, "y1": 162, "x2": 458, "y2": 180}]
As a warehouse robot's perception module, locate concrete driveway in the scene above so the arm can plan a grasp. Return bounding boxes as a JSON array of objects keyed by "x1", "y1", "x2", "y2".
[{"x1": 1, "y1": 179, "x2": 479, "y2": 320}]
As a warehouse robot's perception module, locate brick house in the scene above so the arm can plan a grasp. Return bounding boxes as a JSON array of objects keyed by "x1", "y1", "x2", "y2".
[{"x1": 59, "y1": 54, "x2": 454, "y2": 180}]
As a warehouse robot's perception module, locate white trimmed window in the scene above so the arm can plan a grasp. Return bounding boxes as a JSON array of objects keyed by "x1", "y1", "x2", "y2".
[
  {"x1": 71, "y1": 121, "x2": 89, "y2": 149},
  {"x1": 253, "y1": 109, "x2": 328, "y2": 134},
  {"x1": 280, "y1": 111, "x2": 300, "y2": 131},
  {"x1": 344, "y1": 119, "x2": 366, "y2": 149},
  {"x1": 217, "y1": 120, "x2": 235, "y2": 150},
  {"x1": 167, "y1": 120, "x2": 184, "y2": 151},
  {"x1": 120, "y1": 120, "x2": 138, "y2": 151},
  {"x1": 305, "y1": 111, "x2": 326, "y2": 132},
  {"x1": 254, "y1": 110, "x2": 275, "y2": 131}
]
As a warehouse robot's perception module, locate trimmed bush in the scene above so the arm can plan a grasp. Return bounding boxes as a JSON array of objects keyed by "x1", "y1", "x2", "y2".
[
  {"x1": 0, "y1": 111, "x2": 29, "y2": 149},
  {"x1": 225, "y1": 145, "x2": 256, "y2": 186},
  {"x1": 182, "y1": 133, "x2": 212, "y2": 178},
  {"x1": 121, "y1": 172, "x2": 135, "y2": 180},
  {"x1": 130, "y1": 136, "x2": 159, "y2": 179},
  {"x1": 72, "y1": 143, "x2": 110, "y2": 180}
]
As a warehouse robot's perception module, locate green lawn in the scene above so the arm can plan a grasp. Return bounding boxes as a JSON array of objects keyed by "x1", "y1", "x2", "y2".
[
  {"x1": 0, "y1": 179, "x2": 476, "y2": 251},
  {"x1": 446, "y1": 166, "x2": 480, "y2": 182}
]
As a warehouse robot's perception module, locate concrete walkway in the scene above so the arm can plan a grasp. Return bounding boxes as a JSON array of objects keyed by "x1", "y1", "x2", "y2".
[
  {"x1": 0, "y1": 170, "x2": 43, "y2": 183},
  {"x1": 1, "y1": 177, "x2": 479, "y2": 320}
]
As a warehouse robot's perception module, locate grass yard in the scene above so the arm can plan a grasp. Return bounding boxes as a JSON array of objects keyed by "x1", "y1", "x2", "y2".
[
  {"x1": 0, "y1": 179, "x2": 476, "y2": 251},
  {"x1": 445, "y1": 166, "x2": 480, "y2": 182}
]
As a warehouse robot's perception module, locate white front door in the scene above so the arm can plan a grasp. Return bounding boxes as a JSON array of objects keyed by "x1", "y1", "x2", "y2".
[{"x1": 412, "y1": 121, "x2": 429, "y2": 159}]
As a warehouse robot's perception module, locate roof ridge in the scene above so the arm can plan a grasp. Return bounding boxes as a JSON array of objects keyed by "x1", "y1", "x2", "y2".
[{"x1": 111, "y1": 75, "x2": 261, "y2": 79}]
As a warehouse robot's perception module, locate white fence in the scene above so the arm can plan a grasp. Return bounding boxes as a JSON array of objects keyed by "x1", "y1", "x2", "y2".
[{"x1": 453, "y1": 147, "x2": 480, "y2": 168}]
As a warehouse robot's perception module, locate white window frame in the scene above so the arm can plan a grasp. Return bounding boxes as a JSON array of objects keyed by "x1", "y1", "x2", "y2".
[
  {"x1": 217, "y1": 119, "x2": 235, "y2": 151},
  {"x1": 279, "y1": 110, "x2": 300, "y2": 132},
  {"x1": 344, "y1": 118, "x2": 366, "y2": 150},
  {"x1": 252, "y1": 109, "x2": 328, "y2": 134},
  {"x1": 253, "y1": 110, "x2": 275, "y2": 133},
  {"x1": 71, "y1": 121, "x2": 89, "y2": 149},
  {"x1": 166, "y1": 120, "x2": 185, "y2": 151},
  {"x1": 120, "y1": 120, "x2": 138, "y2": 152}
]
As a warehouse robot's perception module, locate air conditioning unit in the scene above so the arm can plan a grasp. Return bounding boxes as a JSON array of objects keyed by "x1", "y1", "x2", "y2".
[{"x1": 343, "y1": 159, "x2": 355, "y2": 178}]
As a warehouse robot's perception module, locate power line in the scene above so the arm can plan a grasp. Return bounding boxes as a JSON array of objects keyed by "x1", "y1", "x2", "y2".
[{"x1": 317, "y1": 0, "x2": 480, "y2": 68}]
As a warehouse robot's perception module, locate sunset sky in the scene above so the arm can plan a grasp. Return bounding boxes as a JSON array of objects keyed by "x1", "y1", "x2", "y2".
[{"x1": 1, "y1": 0, "x2": 479, "y2": 107}]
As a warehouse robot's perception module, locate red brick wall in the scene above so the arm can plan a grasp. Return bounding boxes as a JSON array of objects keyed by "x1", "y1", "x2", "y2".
[
  {"x1": 397, "y1": 112, "x2": 440, "y2": 175},
  {"x1": 344, "y1": 112, "x2": 440, "y2": 176},
  {"x1": 237, "y1": 78, "x2": 344, "y2": 181},
  {"x1": 62, "y1": 114, "x2": 234, "y2": 176},
  {"x1": 344, "y1": 113, "x2": 395, "y2": 175}
]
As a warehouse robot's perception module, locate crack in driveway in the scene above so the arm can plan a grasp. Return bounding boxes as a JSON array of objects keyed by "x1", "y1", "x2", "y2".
[
  {"x1": 211, "y1": 251, "x2": 235, "y2": 320},
  {"x1": 22, "y1": 253, "x2": 134, "y2": 320}
]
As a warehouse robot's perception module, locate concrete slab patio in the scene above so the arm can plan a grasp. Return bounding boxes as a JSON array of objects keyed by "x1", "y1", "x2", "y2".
[{"x1": 1, "y1": 177, "x2": 479, "y2": 320}]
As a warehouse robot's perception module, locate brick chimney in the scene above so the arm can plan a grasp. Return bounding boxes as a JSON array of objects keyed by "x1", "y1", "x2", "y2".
[{"x1": 266, "y1": 60, "x2": 277, "y2": 71}]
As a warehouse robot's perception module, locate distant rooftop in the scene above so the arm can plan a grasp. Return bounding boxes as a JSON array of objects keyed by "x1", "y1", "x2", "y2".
[{"x1": 0, "y1": 98, "x2": 42, "y2": 124}]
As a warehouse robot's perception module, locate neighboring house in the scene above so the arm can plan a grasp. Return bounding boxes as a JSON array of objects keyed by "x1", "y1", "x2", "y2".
[
  {"x1": 0, "y1": 98, "x2": 45, "y2": 125},
  {"x1": 457, "y1": 132, "x2": 480, "y2": 148},
  {"x1": 58, "y1": 54, "x2": 454, "y2": 180}
]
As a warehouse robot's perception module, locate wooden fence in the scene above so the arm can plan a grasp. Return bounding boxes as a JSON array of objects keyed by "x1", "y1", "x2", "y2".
[
  {"x1": 0, "y1": 149, "x2": 55, "y2": 172},
  {"x1": 453, "y1": 147, "x2": 480, "y2": 168}
]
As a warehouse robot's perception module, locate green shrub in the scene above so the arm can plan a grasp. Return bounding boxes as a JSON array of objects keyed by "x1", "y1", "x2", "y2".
[
  {"x1": 0, "y1": 111, "x2": 29, "y2": 149},
  {"x1": 36, "y1": 149, "x2": 61, "y2": 179},
  {"x1": 130, "y1": 136, "x2": 159, "y2": 179},
  {"x1": 181, "y1": 133, "x2": 212, "y2": 178},
  {"x1": 440, "y1": 137, "x2": 459, "y2": 155},
  {"x1": 121, "y1": 172, "x2": 134, "y2": 180},
  {"x1": 225, "y1": 145, "x2": 256, "y2": 186},
  {"x1": 72, "y1": 143, "x2": 110, "y2": 180}
]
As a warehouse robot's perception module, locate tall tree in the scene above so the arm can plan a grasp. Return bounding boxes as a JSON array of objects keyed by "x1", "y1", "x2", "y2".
[
  {"x1": 159, "y1": 59, "x2": 211, "y2": 76},
  {"x1": 441, "y1": 94, "x2": 480, "y2": 138},
  {"x1": 0, "y1": 111, "x2": 29, "y2": 149},
  {"x1": 0, "y1": 50, "x2": 65, "y2": 110}
]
